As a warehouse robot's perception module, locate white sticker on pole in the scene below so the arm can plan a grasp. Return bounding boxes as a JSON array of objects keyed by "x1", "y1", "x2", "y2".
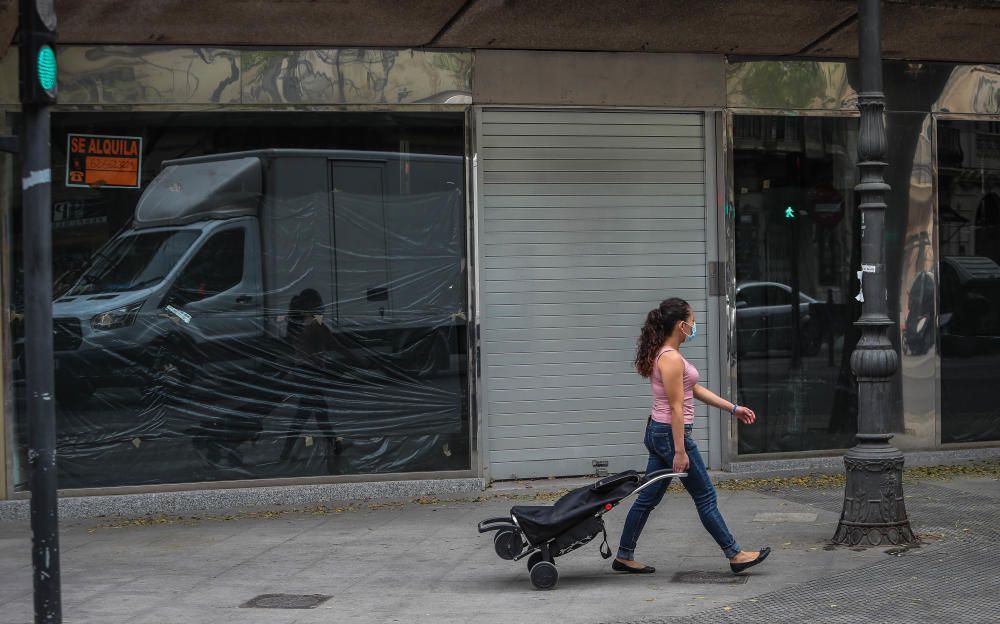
[{"x1": 22, "y1": 169, "x2": 51, "y2": 190}]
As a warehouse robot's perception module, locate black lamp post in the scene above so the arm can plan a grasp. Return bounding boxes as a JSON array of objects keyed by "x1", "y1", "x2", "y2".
[{"x1": 832, "y1": 0, "x2": 916, "y2": 546}]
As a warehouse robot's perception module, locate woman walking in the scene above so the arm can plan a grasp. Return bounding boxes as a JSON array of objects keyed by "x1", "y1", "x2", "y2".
[{"x1": 613, "y1": 298, "x2": 771, "y2": 575}]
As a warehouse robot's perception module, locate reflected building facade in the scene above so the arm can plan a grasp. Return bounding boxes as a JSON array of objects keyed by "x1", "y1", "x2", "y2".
[{"x1": 726, "y1": 60, "x2": 1000, "y2": 459}]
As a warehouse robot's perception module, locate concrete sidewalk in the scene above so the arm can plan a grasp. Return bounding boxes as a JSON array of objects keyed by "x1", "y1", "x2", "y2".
[{"x1": 1, "y1": 470, "x2": 998, "y2": 624}]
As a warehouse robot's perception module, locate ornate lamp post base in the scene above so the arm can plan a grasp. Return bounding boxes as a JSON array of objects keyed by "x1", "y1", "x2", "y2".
[{"x1": 833, "y1": 448, "x2": 915, "y2": 546}]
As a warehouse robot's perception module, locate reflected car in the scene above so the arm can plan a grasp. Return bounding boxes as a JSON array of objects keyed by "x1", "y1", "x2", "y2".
[
  {"x1": 939, "y1": 255, "x2": 1000, "y2": 358},
  {"x1": 735, "y1": 281, "x2": 822, "y2": 356}
]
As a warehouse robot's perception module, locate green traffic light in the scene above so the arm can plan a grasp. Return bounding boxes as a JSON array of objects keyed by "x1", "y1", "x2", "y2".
[
  {"x1": 785, "y1": 206, "x2": 796, "y2": 219},
  {"x1": 37, "y1": 45, "x2": 57, "y2": 93}
]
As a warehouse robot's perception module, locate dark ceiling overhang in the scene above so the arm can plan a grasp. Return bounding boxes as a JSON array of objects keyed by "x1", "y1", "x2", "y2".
[{"x1": 5, "y1": 0, "x2": 999, "y2": 63}]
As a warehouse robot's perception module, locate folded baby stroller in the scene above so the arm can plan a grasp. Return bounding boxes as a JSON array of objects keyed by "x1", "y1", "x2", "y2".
[{"x1": 477, "y1": 468, "x2": 685, "y2": 590}]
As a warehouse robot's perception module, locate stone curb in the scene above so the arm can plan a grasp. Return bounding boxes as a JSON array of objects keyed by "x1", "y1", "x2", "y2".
[
  {"x1": 725, "y1": 446, "x2": 1000, "y2": 475},
  {"x1": 0, "y1": 478, "x2": 485, "y2": 522}
]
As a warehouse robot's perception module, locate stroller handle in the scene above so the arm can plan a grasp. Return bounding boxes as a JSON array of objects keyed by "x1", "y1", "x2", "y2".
[
  {"x1": 620, "y1": 470, "x2": 687, "y2": 503},
  {"x1": 643, "y1": 469, "x2": 687, "y2": 484}
]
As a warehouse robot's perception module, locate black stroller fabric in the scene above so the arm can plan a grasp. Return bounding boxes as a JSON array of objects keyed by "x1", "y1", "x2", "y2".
[{"x1": 512, "y1": 470, "x2": 641, "y2": 545}]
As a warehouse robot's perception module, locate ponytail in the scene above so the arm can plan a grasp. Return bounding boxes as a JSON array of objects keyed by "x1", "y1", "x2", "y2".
[{"x1": 634, "y1": 298, "x2": 691, "y2": 377}]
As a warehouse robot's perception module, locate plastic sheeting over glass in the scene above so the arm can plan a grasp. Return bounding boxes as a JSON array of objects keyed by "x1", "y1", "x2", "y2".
[{"x1": 11, "y1": 112, "x2": 471, "y2": 489}]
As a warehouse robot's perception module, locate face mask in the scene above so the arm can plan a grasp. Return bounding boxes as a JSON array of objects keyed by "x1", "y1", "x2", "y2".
[{"x1": 683, "y1": 321, "x2": 697, "y2": 341}]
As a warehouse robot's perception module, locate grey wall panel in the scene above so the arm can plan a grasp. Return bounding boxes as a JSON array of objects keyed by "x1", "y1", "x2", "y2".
[
  {"x1": 484, "y1": 265, "x2": 705, "y2": 281},
  {"x1": 488, "y1": 372, "x2": 707, "y2": 392},
  {"x1": 487, "y1": 347, "x2": 709, "y2": 368},
  {"x1": 484, "y1": 222, "x2": 708, "y2": 237},
  {"x1": 489, "y1": 400, "x2": 709, "y2": 424},
  {"x1": 481, "y1": 136, "x2": 704, "y2": 149},
  {"x1": 483, "y1": 325, "x2": 700, "y2": 343},
  {"x1": 480, "y1": 109, "x2": 710, "y2": 480},
  {"x1": 481, "y1": 111, "x2": 706, "y2": 125},
  {"x1": 490, "y1": 418, "x2": 709, "y2": 438},
  {"x1": 482, "y1": 124, "x2": 704, "y2": 138},
  {"x1": 487, "y1": 171, "x2": 704, "y2": 184},
  {"x1": 482, "y1": 280, "x2": 705, "y2": 296},
  {"x1": 486, "y1": 197, "x2": 702, "y2": 208},
  {"x1": 483, "y1": 289, "x2": 708, "y2": 305},
  {"x1": 485, "y1": 159, "x2": 704, "y2": 172},
  {"x1": 487, "y1": 301, "x2": 708, "y2": 316},
  {"x1": 483, "y1": 183, "x2": 705, "y2": 196},
  {"x1": 480, "y1": 147, "x2": 703, "y2": 161},
  {"x1": 488, "y1": 403, "x2": 711, "y2": 426}
]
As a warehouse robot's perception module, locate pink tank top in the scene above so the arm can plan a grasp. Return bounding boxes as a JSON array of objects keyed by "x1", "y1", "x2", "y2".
[{"x1": 650, "y1": 346, "x2": 699, "y2": 425}]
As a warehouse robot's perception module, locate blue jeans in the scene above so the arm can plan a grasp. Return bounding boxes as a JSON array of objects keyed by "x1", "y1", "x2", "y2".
[{"x1": 617, "y1": 420, "x2": 741, "y2": 560}]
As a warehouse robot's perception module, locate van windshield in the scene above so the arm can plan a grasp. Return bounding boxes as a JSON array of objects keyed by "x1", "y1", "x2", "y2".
[{"x1": 68, "y1": 229, "x2": 200, "y2": 295}]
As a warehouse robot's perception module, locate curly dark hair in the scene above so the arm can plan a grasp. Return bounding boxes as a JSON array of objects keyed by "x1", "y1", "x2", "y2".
[{"x1": 634, "y1": 298, "x2": 691, "y2": 378}]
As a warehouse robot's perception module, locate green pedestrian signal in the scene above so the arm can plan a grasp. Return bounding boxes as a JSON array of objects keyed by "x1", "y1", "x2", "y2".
[
  {"x1": 785, "y1": 206, "x2": 796, "y2": 219},
  {"x1": 36, "y1": 45, "x2": 57, "y2": 93},
  {"x1": 20, "y1": 0, "x2": 59, "y2": 104}
]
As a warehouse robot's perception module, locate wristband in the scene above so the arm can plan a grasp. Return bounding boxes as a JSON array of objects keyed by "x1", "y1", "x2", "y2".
[{"x1": 730, "y1": 403, "x2": 739, "y2": 414}]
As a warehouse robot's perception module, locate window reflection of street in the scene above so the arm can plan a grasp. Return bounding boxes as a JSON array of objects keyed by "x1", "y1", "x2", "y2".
[
  {"x1": 734, "y1": 115, "x2": 859, "y2": 454},
  {"x1": 938, "y1": 120, "x2": 1000, "y2": 444},
  {"x1": 10, "y1": 112, "x2": 473, "y2": 490}
]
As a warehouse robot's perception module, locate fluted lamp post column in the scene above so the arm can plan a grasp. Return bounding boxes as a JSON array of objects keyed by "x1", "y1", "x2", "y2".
[{"x1": 832, "y1": 0, "x2": 916, "y2": 546}]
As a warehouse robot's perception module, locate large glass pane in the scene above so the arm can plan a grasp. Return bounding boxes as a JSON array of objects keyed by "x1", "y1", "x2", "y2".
[
  {"x1": 10, "y1": 111, "x2": 470, "y2": 489},
  {"x1": 733, "y1": 115, "x2": 860, "y2": 454},
  {"x1": 938, "y1": 119, "x2": 1000, "y2": 443}
]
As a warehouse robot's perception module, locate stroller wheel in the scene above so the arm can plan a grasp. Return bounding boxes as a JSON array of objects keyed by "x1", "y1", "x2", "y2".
[
  {"x1": 493, "y1": 529, "x2": 523, "y2": 561},
  {"x1": 529, "y1": 560, "x2": 558, "y2": 590},
  {"x1": 526, "y1": 551, "x2": 544, "y2": 572}
]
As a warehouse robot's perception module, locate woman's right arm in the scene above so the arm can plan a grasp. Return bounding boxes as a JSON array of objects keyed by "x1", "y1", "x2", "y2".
[{"x1": 657, "y1": 351, "x2": 689, "y2": 473}]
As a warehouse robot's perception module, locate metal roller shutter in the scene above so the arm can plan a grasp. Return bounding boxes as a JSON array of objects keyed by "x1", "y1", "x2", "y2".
[{"x1": 478, "y1": 109, "x2": 710, "y2": 480}]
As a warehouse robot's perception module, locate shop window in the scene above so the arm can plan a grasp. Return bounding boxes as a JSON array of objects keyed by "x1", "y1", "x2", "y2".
[
  {"x1": 9, "y1": 111, "x2": 470, "y2": 489},
  {"x1": 733, "y1": 115, "x2": 860, "y2": 454},
  {"x1": 938, "y1": 120, "x2": 1000, "y2": 443}
]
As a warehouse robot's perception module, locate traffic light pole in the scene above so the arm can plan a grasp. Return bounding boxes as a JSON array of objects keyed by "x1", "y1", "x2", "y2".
[
  {"x1": 22, "y1": 100, "x2": 61, "y2": 623},
  {"x1": 18, "y1": 0, "x2": 62, "y2": 621}
]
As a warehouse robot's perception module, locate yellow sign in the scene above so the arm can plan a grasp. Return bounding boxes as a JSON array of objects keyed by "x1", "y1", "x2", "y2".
[{"x1": 66, "y1": 134, "x2": 143, "y2": 189}]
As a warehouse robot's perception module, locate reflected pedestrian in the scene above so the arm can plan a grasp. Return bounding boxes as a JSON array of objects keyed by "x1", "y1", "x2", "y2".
[
  {"x1": 280, "y1": 289, "x2": 344, "y2": 472},
  {"x1": 613, "y1": 298, "x2": 771, "y2": 575}
]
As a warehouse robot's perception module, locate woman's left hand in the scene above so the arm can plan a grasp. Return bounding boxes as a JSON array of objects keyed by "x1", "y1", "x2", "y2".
[{"x1": 734, "y1": 406, "x2": 757, "y2": 425}]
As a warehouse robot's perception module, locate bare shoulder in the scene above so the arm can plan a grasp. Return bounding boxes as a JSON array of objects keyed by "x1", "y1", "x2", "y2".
[{"x1": 656, "y1": 350, "x2": 684, "y2": 376}]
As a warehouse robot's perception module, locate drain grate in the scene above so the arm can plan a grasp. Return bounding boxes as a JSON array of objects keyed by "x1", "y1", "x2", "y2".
[
  {"x1": 671, "y1": 571, "x2": 749, "y2": 585},
  {"x1": 241, "y1": 594, "x2": 331, "y2": 609}
]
